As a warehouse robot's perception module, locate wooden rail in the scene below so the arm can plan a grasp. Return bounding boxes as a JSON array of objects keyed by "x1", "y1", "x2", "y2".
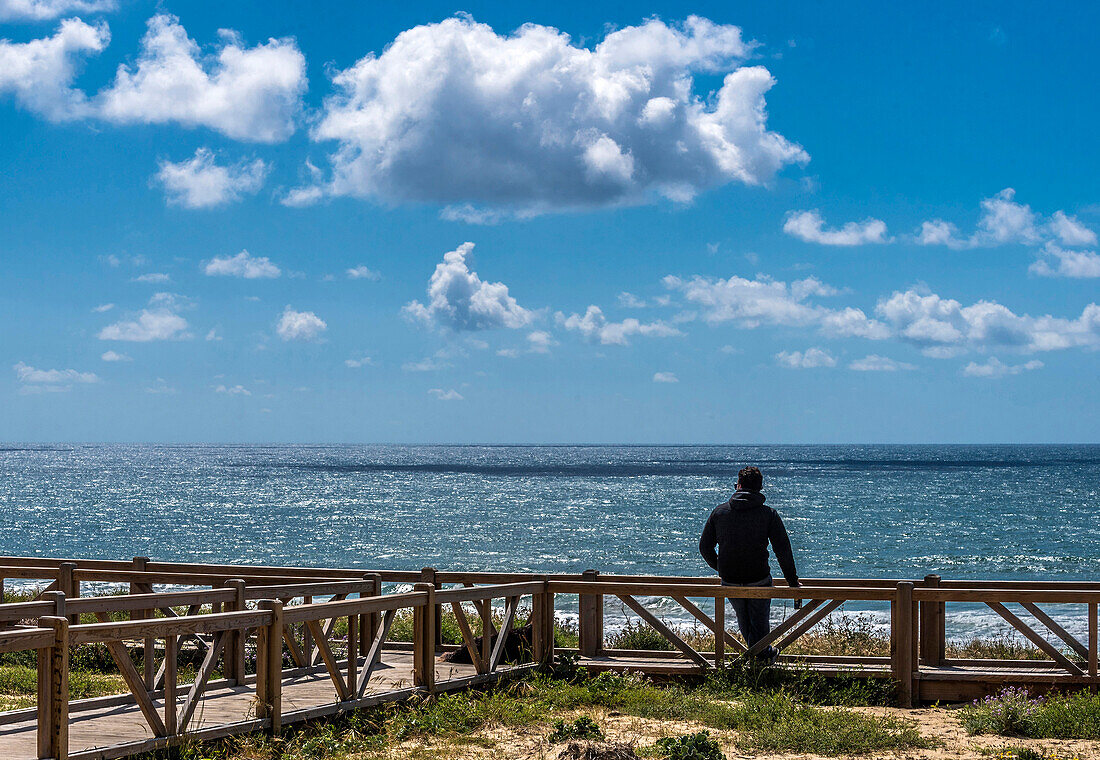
[{"x1": 2, "y1": 556, "x2": 1099, "y2": 759}]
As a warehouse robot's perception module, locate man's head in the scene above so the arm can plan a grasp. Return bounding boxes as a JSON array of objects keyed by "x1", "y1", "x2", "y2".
[{"x1": 737, "y1": 466, "x2": 763, "y2": 492}]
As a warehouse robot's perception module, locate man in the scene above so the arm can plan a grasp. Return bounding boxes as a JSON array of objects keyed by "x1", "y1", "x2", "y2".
[{"x1": 699, "y1": 466, "x2": 800, "y2": 661}]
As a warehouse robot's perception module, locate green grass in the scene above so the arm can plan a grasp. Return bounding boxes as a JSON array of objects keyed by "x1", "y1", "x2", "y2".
[{"x1": 962, "y1": 687, "x2": 1100, "y2": 740}]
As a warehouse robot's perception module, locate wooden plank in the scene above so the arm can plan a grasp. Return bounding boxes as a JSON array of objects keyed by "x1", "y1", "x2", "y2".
[
  {"x1": 449, "y1": 601, "x2": 484, "y2": 673},
  {"x1": 742, "y1": 598, "x2": 825, "y2": 657},
  {"x1": 435, "y1": 581, "x2": 544, "y2": 604},
  {"x1": 553, "y1": 580, "x2": 897, "y2": 601},
  {"x1": 177, "y1": 632, "x2": 226, "y2": 733},
  {"x1": 0, "y1": 626, "x2": 54, "y2": 653},
  {"x1": 1090, "y1": 603, "x2": 1098, "y2": 678},
  {"x1": 986, "y1": 601, "x2": 1084, "y2": 676},
  {"x1": 671, "y1": 594, "x2": 746, "y2": 653},
  {"x1": 242, "y1": 580, "x2": 375, "y2": 601},
  {"x1": 775, "y1": 600, "x2": 844, "y2": 651},
  {"x1": 70, "y1": 609, "x2": 272, "y2": 644},
  {"x1": 282, "y1": 624, "x2": 308, "y2": 668},
  {"x1": 893, "y1": 582, "x2": 914, "y2": 709},
  {"x1": 616, "y1": 594, "x2": 709, "y2": 669},
  {"x1": 306, "y1": 619, "x2": 351, "y2": 701},
  {"x1": 713, "y1": 595, "x2": 724, "y2": 667},
  {"x1": 489, "y1": 596, "x2": 520, "y2": 672},
  {"x1": 163, "y1": 634, "x2": 178, "y2": 736},
  {"x1": 1020, "y1": 601, "x2": 1090, "y2": 659},
  {"x1": 93, "y1": 613, "x2": 168, "y2": 737},
  {"x1": 37, "y1": 617, "x2": 68, "y2": 760},
  {"x1": 358, "y1": 609, "x2": 396, "y2": 697}
]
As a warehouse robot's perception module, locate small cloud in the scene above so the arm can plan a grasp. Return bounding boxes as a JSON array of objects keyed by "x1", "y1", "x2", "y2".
[
  {"x1": 617, "y1": 292, "x2": 648, "y2": 308},
  {"x1": 145, "y1": 377, "x2": 176, "y2": 394},
  {"x1": 653, "y1": 371, "x2": 679, "y2": 383},
  {"x1": 131, "y1": 272, "x2": 170, "y2": 283},
  {"x1": 439, "y1": 204, "x2": 506, "y2": 225},
  {"x1": 718, "y1": 344, "x2": 742, "y2": 355},
  {"x1": 276, "y1": 306, "x2": 326, "y2": 341},
  {"x1": 526, "y1": 330, "x2": 556, "y2": 354},
  {"x1": 428, "y1": 388, "x2": 463, "y2": 401},
  {"x1": 783, "y1": 210, "x2": 889, "y2": 246},
  {"x1": 155, "y1": 148, "x2": 268, "y2": 209},
  {"x1": 403, "y1": 354, "x2": 451, "y2": 372},
  {"x1": 98, "y1": 292, "x2": 190, "y2": 342},
  {"x1": 345, "y1": 356, "x2": 372, "y2": 368},
  {"x1": 205, "y1": 329, "x2": 222, "y2": 341},
  {"x1": 962, "y1": 357, "x2": 1043, "y2": 378},
  {"x1": 215, "y1": 384, "x2": 251, "y2": 395},
  {"x1": 497, "y1": 348, "x2": 520, "y2": 358},
  {"x1": 204, "y1": 250, "x2": 281, "y2": 279},
  {"x1": 14, "y1": 361, "x2": 99, "y2": 390},
  {"x1": 99, "y1": 254, "x2": 121, "y2": 268},
  {"x1": 100, "y1": 350, "x2": 130, "y2": 362},
  {"x1": 775, "y1": 347, "x2": 836, "y2": 369},
  {"x1": 93, "y1": 303, "x2": 115, "y2": 313},
  {"x1": 346, "y1": 264, "x2": 381, "y2": 281},
  {"x1": 849, "y1": 355, "x2": 916, "y2": 372}
]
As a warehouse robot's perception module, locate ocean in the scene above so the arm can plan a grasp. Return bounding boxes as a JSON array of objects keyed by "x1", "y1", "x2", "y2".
[{"x1": 2, "y1": 444, "x2": 1097, "y2": 640}]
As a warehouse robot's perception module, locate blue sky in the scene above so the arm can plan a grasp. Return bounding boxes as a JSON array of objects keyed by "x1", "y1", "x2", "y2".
[{"x1": 1, "y1": 0, "x2": 1097, "y2": 443}]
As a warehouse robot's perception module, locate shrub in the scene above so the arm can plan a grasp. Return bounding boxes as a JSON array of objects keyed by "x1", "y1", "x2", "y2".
[
  {"x1": 961, "y1": 687, "x2": 1046, "y2": 737},
  {"x1": 963, "y1": 688, "x2": 1100, "y2": 740},
  {"x1": 654, "y1": 731, "x2": 725, "y2": 760},
  {"x1": 549, "y1": 716, "x2": 605, "y2": 743},
  {"x1": 606, "y1": 620, "x2": 673, "y2": 651}
]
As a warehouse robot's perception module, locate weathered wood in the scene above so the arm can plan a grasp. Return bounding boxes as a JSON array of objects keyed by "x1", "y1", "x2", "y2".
[
  {"x1": 554, "y1": 580, "x2": 897, "y2": 601},
  {"x1": 775, "y1": 600, "x2": 845, "y2": 652},
  {"x1": 1020, "y1": 601, "x2": 1089, "y2": 659},
  {"x1": 412, "y1": 583, "x2": 436, "y2": 692},
  {"x1": 70, "y1": 609, "x2": 272, "y2": 645},
  {"x1": 282, "y1": 623, "x2": 308, "y2": 668},
  {"x1": 93, "y1": 612, "x2": 167, "y2": 737},
  {"x1": 358, "y1": 609, "x2": 396, "y2": 697},
  {"x1": 255, "y1": 600, "x2": 283, "y2": 734},
  {"x1": 670, "y1": 594, "x2": 747, "y2": 654},
  {"x1": 479, "y1": 591, "x2": 492, "y2": 672},
  {"x1": 1088, "y1": 603, "x2": 1098, "y2": 678},
  {"x1": 713, "y1": 597, "x2": 725, "y2": 667},
  {"x1": 449, "y1": 601, "x2": 484, "y2": 673},
  {"x1": 241, "y1": 580, "x2": 375, "y2": 601},
  {"x1": 579, "y1": 570, "x2": 601, "y2": 657},
  {"x1": 37, "y1": 617, "x2": 68, "y2": 760},
  {"x1": 743, "y1": 598, "x2": 826, "y2": 656},
  {"x1": 305, "y1": 619, "x2": 351, "y2": 701},
  {"x1": 421, "y1": 568, "x2": 443, "y2": 648},
  {"x1": 616, "y1": 594, "x2": 710, "y2": 669},
  {"x1": 0, "y1": 627, "x2": 55, "y2": 653},
  {"x1": 487, "y1": 595, "x2": 521, "y2": 672},
  {"x1": 59, "y1": 563, "x2": 78, "y2": 627},
  {"x1": 893, "y1": 582, "x2": 915, "y2": 708},
  {"x1": 163, "y1": 634, "x2": 177, "y2": 736},
  {"x1": 224, "y1": 580, "x2": 247, "y2": 684},
  {"x1": 435, "y1": 581, "x2": 545, "y2": 604},
  {"x1": 177, "y1": 631, "x2": 226, "y2": 733},
  {"x1": 919, "y1": 575, "x2": 946, "y2": 666},
  {"x1": 986, "y1": 601, "x2": 1084, "y2": 676}
]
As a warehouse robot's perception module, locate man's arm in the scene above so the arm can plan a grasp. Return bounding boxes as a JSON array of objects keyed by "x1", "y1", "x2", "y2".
[
  {"x1": 699, "y1": 513, "x2": 718, "y2": 572},
  {"x1": 768, "y1": 511, "x2": 800, "y2": 587}
]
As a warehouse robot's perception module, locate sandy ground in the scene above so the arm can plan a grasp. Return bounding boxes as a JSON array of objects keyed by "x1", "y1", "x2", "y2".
[{"x1": 373, "y1": 705, "x2": 1100, "y2": 760}]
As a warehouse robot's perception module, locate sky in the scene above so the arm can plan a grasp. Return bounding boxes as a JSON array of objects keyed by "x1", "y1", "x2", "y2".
[{"x1": 1, "y1": 0, "x2": 1098, "y2": 444}]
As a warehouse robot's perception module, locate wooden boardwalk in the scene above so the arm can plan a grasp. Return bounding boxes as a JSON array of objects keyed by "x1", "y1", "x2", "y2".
[{"x1": 0, "y1": 650, "x2": 524, "y2": 760}]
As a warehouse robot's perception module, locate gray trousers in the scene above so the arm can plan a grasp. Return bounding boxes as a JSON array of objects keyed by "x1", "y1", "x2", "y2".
[{"x1": 722, "y1": 575, "x2": 773, "y2": 651}]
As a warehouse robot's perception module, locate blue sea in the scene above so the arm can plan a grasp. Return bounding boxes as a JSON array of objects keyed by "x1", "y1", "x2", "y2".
[{"x1": 1, "y1": 444, "x2": 1097, "y2": 640}]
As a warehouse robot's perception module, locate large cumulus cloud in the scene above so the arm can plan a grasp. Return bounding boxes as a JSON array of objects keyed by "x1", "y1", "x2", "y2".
[{"x1": 305, "y1": 15, "x2": 807, "y2": 215}]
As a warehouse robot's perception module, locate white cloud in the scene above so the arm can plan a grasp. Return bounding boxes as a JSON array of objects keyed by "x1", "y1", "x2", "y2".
[
  {"x1": 100, "y1": 350, "x2": 129, "y2": 362},
  {"x1": 131, "y1": 272, "x2": 169, "y2": 283},
  {"x1": 276, "y1": 307, "x2": 326, "y2": 341},
  {"x1": 526, "y1": 331, "x2": 556, "y2": 354},
  {"x1": 1048, "y1": 211, "x2": 1098, "y2": 248},
  {"x1": 0, "y1": 18, "x2": 109, "y2": 120},
  {"x1": 97, "y1": 14, "x2": 306, "y2": 142},
  {"x1": 0, "y1": 0, "x2": 115, "y2": 21},
  {"x1": 345, "y1": 356, "x2": 372, "y2": 368},
  {"x1": 98, "y1": 292, "x2": 190, "y2": 341},
  {"x1": 849, "y1": 355, "x2": 916, "y2": 372},
  {"x1": 205, "y1": 328, "x2": 221, "y2": 341},
  {"x1": 617, "y1": 292, "x2": 649, "y2": 308},
  {"x1": 346, "y1": 264, "x2": 380, "y2": 281},
  {"x1": 215, "y1": 384, "x2": 250, "y2": 395},
  {"x1": 92, "y1": 303, "x2": 114, "y2": 312},
  {"x1": 404, "y1": 242, "x2": 532, "y2": 331},
  {"x1": 204, "y1": 250, "x2": 281, "y2": 279},
  {"x1": 155, "y1": 148, "x2": 267, "y2": 208},
  {"x1": 653, "y1": 371, "x2": 679, "y2": 383},
  {"x1": 783, "y1": 210, "x2": 889, "y2": 246},
  {"x1": 306, "y1": 15, "x2": 806, "y2": 214},
  {"x1": 962, "y1": 357, "x2": 1043, "y2": 378},
  {"x1": 1029, "y1": 243, "x2": 1100, "y2": 279},
  {"x1": 775, "y1": 347, "x2": 836, "y2": 369},
  {"x1": 917, "y1": 189, "x2": 1095, "y2": 263},
  {"x1": 428, "y1": 388, "x2": 463, "y2": 401},
  {"x1": 557, "y1": 305, "x2": 681, "y2": 345},
  {"x1": 14, "y1": 361, "x2": 99, "y2": 387},
  {"x1": 144, "y1": 377, "x2": 175, "y2": 394}
]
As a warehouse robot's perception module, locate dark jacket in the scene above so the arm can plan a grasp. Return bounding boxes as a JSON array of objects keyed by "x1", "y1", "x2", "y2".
[{"x1": 699, "y1": 490, "x2": 799, "y2": 586}]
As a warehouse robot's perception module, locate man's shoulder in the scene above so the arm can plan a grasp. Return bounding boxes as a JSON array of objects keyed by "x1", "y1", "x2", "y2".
[{"x1": 708, "y1": 501, "x2": 732, "y2": 518}]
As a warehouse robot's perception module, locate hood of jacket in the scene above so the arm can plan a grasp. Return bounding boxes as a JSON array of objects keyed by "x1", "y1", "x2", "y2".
[{"x1": 728, "y1": 490, "x2": 766, "y2": 510}]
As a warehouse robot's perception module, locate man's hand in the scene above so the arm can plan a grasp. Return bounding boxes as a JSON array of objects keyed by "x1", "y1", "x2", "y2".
[{"x1": 790, "y1": 580, "x2": 802, "y2": 609}]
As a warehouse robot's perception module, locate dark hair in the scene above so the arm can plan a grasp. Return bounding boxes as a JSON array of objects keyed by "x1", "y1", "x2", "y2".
[{"x1": 738, "y1": 466, "x2": 763, "y2": 492}]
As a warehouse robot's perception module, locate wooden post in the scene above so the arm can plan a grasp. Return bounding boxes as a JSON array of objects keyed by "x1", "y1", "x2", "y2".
[
  {"x1": 38, "y1": 616, "x2": 69, "y2": 760},
  {"x1": 579, "y1": 569, "x2": 603, "y2": 657},
  {"x1": 1089, "y1": 602, "x2": 1097, "y2": 679},
  {"x1": 714, "y1": 593, "x2": 725, "y2": 668},
  {"x1": 346, "y1": 613, "x2": 358, "y2": 698},
  {"x1": 361, "y1": 573, "x2": 381, "y2": 659},
  {"x1": 302, "y1": 595, "x2": 313, "y2": 666},
  {"x1": 532, "y1": 577, "x2": 552, "y2": 666},
  {"x1": 479, "y1": 588, "x2": 492, "y2": 674},
  {"x1": 919, "y1": 575, "x2": 945, "y2": 666},
  {"x1": 421, "y1": 568, "x2": 442, "y2": 648},
  {"x1": 256, "y1": 600, "x2": 283, "y2": 734},
  {"x1": 893, "y1": 582, "x2": 915, "y2": 708},
  {"x1": 58, "y1": 563, "x2": 78, "y2": 627},
  {"x1": 412, "y1": 583, "x2": 436, "y2": 692},
  {"x1": 163, "y1": 634, "x2": 177, "y2": 736},
  {"x1": 131, "y1": 557, "x2": 155, "y2": 690},
  {"x1": 225, "y1": 580, "x2": 247, "y2": 685}
]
